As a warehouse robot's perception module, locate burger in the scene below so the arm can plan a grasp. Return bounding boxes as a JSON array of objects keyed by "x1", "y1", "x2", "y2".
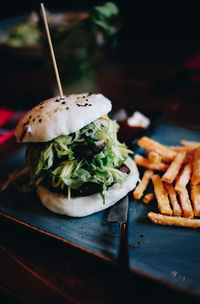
[{"x1": 15, "y1": 93, "x2": 139, "y2": 217}]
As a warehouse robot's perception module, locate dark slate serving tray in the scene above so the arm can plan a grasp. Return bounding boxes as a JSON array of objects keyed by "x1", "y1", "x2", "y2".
[{"x1": 1, "y1": 122, "x2": 200, "y2": 298}]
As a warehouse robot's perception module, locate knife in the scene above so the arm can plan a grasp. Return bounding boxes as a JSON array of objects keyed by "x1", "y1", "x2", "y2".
[{"x1": 108, "y1": 195, "x2": 130, "y2": 303}]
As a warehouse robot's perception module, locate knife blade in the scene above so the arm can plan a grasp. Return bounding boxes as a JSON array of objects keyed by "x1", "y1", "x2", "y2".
[
  {"x1": 108, "y1": 195, "x2": 130, "y2": 303},
  {"x1": 108, "y1": 195, "x2": 129, "y2": 224}
]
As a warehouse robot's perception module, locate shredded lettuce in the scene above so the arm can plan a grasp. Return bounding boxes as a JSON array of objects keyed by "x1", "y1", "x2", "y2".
[{"x1": 2, "y1": 117, "x2": 133, "y2": 204}]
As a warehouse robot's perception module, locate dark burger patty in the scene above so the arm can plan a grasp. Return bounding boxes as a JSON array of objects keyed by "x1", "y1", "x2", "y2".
[
  {"x1": 71, "y1": 182, "x2": 101, "y2": 196},
  {"x1": 47, "y1": 181, "x2": 101, "y2": 196}
]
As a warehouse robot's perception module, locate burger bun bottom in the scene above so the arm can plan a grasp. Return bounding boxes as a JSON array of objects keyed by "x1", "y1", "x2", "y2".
[{"x1": 36, "y1": 157, "x2": 139, "y2": 217}]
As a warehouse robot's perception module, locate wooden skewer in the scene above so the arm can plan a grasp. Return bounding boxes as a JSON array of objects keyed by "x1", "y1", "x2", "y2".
[{"x1": 40, "y1": 3, "x2": 64, "y2": 98}]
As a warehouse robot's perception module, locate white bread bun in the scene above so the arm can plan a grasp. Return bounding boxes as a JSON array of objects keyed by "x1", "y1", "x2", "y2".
[
  {"x1": 36, "y1": 157, "x2": 139, "y2": 217},
  {"x1": 15, "y1": 93, "x2": 112, "y2": 143}
]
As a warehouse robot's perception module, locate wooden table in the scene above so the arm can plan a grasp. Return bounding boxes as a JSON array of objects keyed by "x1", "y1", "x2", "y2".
[{"x1": 1, "y1": 34, "x2": 200, "y2": 303}]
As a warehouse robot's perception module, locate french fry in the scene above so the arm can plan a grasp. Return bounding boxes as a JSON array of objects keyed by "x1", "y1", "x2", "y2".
[
  {"x1": 148, "y1": 151, "x2": 161, "y2": 164},
  {"x1": 148, "y1": 212, "x2": 200, "y2": 228},
  {"x1": 135, "y1": 137, "x2": 200, "y2": 229},
  {"x1": 162, "y1": 151, "x2": 186, "y2": 184},
  {"x1": 151, "y1": 174, "x2": 172, "y2": 215},
  {"x1": 175, "y1": 162, "x2": 192, "y2": 191},
  {"x1": 182, "y1": 154, "x2": 193, "y2": 165},
  {"x1": 134, "y1": 155, "x2": 168, "y2": 171},
  {"x1": 177, "y1": 186, "x2": 194, "y2": 218},
  {"x1": 191, "y1": 147, "x2": 200, "y2": 185},
  {"x1": 191, "y1": 185, "x2": 200, "y2": 217},
  {"x1": 133, "y1": 169, "x2": 154, "y2": 199},
  {"x1": 181, "y1": 140, "x2": 200, "y2": 149},
  {"x1": 143, "y1": 193, "x2": 155, "y2": 204},
  {"x1": 169, "y1": 146, "x2": 196, "y2": 154},
  {"x1": 164, "y1": 183, "x2": 182, "y2": 216},
  {"x1": 137, "y1": 137, "x2": 177, "y2": 162}
]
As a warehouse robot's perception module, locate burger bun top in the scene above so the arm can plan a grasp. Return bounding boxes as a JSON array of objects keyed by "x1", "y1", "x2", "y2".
[{"x1": 15, "y1": 93, "x2": 112, "y2": 143}]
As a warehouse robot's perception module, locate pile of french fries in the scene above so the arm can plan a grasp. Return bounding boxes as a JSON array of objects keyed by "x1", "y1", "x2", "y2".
[{"x1": 133, "y1": 137, "x2": 200, "y2": 228}]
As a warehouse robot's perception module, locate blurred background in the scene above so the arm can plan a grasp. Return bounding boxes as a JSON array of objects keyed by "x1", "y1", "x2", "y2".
[{"x1": 0, "y1": 1, "x2": 200, "y2": 128}]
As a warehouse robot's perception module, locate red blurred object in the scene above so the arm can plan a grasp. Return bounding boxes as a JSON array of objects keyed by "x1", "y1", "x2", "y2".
[
  {"x1": 0, "y1": 108, "x2": 25, "y2": 147},
  {"x1": 182, "y1": 55, "x2": 200, "y2": 83},
  {"x1": 183, "y1": 55, "x2": 200, "y2": 70},
  {"x1": 0, "y1": 108, "x2": 14, "y2": 127}
]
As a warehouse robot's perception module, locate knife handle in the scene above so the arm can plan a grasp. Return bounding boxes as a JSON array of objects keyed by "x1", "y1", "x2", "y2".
[
  {"x1": 119, "y1": 223, "x2": 129, "y2": 271},
  {"x1": 117, "y1": 222, "x2": 130, "y2": 303}
]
